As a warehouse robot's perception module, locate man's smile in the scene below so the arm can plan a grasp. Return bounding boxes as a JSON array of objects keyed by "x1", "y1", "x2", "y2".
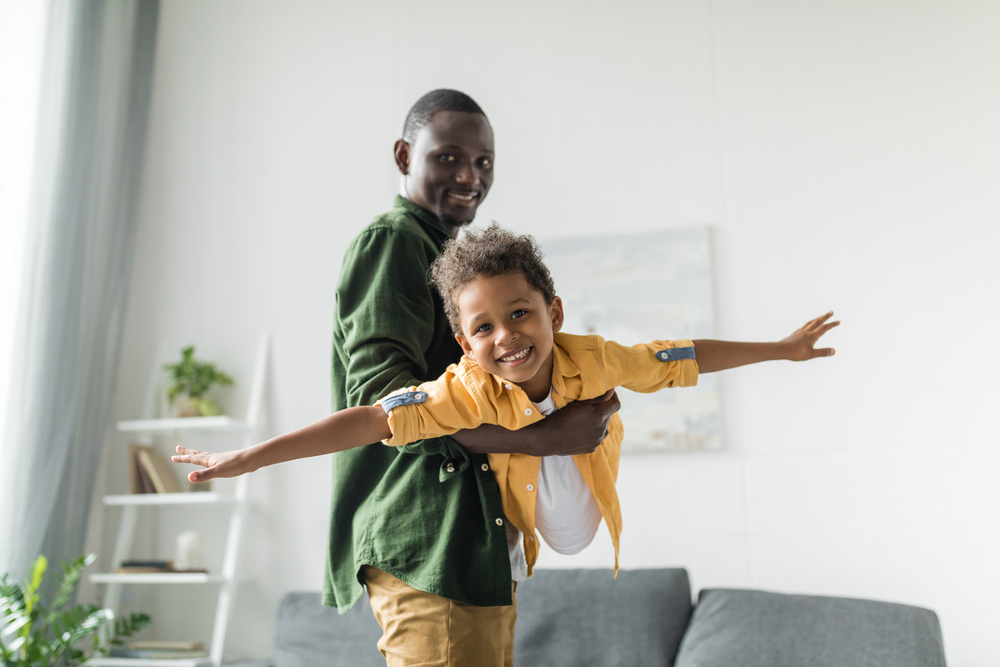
[{"x1": 447, "y1": 190, "x2": 479, "y2": 205}]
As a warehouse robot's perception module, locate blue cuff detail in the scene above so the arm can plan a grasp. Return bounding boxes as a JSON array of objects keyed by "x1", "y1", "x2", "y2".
[
  {"x1": 381, "y1": 390, "x2": 428, "y2": 413},
  {"x1": 655, "y1": 346, "x2": 696, "y2": 362}
]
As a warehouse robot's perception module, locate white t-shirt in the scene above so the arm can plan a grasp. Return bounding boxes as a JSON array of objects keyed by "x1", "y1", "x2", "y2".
[{"x1": 507, "y1": 389, "x2": 604, "y2": 581}]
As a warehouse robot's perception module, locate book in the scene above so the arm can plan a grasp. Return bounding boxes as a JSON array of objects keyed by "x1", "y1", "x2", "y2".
[
  {"x1": 129, "y1": 443, "x2": 151, "y2": 494},
  {"x1": 136, "y1": 454, "x2": 156, "y2": 494},
  {"x1": 116, "y1": 559, "x2": 173, "y2": 573},
  {"x1": 121, "y1": 559, "x2": 172, "y2": 568},
  {"x1": 115, "y1": 560, "x2": 208, "y2": 574},
  {"x1": 135, "y1": 445, "x2": 182, "y2": 493},
  {"x1": 110, "y1": 647, "x2": 208, "y2": 659},
  {"x1": 132, "y1": 641, "x2": 205, "y2": 651}
]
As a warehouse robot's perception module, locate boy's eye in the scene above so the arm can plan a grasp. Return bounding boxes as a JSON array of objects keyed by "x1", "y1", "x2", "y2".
[
  {"x1": 439, "y1": 154, "x2": 455, "y2": 163},
  {"x1": 510, "y1": 309, "x2": 527, "y2": 320},
  {"x1": 475, "y1": 323, "x2": 493, "y2": 334},
  {"x1": 478, "y1": 157, "x2": 492, "y2": 169}
]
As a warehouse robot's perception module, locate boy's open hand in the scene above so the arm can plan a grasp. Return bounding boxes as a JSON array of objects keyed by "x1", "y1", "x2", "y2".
[
  {"x1": 172, "y1": 446, "x2": 251, "y2": 483},
  {"x1": 780, "y1": 311, "x2": 840, "y2": 361}
]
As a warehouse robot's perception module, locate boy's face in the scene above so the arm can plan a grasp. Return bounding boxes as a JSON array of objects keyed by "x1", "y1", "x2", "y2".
[
  {"x1": 455, "y1": 272, "x2": 563, "y2": 401},
  {"x1": 394, "y1": 111, "x2": 495, "y2": 236}
]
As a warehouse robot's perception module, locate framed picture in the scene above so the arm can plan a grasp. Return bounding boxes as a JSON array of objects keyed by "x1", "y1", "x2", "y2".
[{"x1": 541, "y1": 227, "x2": 720, "y2": 451}]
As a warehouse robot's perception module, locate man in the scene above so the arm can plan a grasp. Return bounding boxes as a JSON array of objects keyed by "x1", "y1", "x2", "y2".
[{"x1": 326, "y1": 89, "x2": 620, "y2": 666}]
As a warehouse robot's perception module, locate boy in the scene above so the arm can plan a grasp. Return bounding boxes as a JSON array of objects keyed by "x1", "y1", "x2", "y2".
[{"x1": 173, "y1": 224, "x2": 838, "y2": 578}]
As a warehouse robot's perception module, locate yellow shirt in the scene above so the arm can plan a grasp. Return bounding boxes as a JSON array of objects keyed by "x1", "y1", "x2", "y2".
[{"x1": 378, "y1": 331, "x2": 699, "y2": 576}]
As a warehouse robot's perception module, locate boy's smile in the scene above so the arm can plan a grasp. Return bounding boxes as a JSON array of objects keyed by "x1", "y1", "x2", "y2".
[{"x1": 455, "y1": 272, "x2": 563, "y2": 403}]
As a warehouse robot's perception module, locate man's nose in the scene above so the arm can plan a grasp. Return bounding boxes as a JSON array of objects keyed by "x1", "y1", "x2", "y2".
[{"x1": 454, "y1": 160, "x2": 476, "y2": 185}]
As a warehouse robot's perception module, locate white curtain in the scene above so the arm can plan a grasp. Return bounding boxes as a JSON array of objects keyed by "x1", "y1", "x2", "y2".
[{"x1": 0, "y1": 0, "x2": 159, "y2": 579}]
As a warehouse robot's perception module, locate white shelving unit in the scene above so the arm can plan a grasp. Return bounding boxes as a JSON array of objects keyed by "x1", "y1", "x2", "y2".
[{"x1": 88, "y1": 336, "x2": 268, "y2": 667}]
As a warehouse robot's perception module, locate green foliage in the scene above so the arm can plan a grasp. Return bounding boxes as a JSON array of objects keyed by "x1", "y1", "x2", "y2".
[
  {"x1": 0, "y1": 554, "x2": 151, "y2": 667},
  {"x1": 163, "y1": 346, "x2": 234, "y2": 405}
]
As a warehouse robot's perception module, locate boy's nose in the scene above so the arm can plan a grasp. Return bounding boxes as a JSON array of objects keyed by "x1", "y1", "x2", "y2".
[{"x1": 495, "y1": 326, "x2": 517, "y2": 345}]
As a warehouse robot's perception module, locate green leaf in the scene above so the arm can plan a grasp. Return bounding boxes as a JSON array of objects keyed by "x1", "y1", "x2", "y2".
[
  {"x1": 48, "y1": 555, "x2": 93, "y2": 615},
  {"x1": 1, "y1": 614, "x2": 28, "y2": 637},
  {"x1": 163, "y1": 345, "x2": 234, "y2": 404},
  {"x1": 24, "y1": 555, "x2": 46, "y2": 611}
]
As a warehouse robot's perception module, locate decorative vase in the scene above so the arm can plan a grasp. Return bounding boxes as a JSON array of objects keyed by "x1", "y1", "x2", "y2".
[{"x1": 173, "y1": 395, "x2": 201, "y2": 417}]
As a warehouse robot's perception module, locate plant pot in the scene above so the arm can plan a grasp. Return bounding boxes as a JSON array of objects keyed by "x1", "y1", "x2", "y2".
[{"x1": 173, "y1": 395, "x2": 201, "y2": 418}]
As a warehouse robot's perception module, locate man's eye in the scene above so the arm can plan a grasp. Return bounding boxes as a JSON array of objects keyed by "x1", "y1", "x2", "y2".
[
  {"x1": 479, "y1": 157, "x2": 492, "y2": 168},
  {"x1": 510, "y1": 309, "x2": 527, "y2": 320},
  {"x1": 440, "y1": 154, "x2": 455, "y2": 162}
]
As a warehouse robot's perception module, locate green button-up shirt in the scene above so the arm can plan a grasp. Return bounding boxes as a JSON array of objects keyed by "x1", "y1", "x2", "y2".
[{"x1": 323, "y1": 196, "x2": 512, "y2": 613}]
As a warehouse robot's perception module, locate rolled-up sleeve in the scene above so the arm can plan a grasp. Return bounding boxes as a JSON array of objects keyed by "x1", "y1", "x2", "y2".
[
  {"x1": 601, "y1": 338, "x2": 699, "y2": 392},
  {"x1": 378, "y1": 363, "x2": 546, "y2": 447},
  {"x1": 376, "y1": 367, "x2": 489, "y2": 446}
]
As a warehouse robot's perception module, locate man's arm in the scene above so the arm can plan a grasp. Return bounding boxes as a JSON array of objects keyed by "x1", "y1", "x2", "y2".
[
  {"x1": 452, "y1": 389, "x2": 621, "y2": 456},
  {"x1": 694, "y1": 311, "x2": 839, "y2": 373}
]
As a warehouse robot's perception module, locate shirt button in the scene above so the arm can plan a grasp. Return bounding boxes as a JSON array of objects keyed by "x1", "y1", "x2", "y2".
[
  {"x1": 495, "y1": 518, "x2": 504, "y2": 526},
  {"x1": 524, "y1": 408, "x2": 532, "y2": 416},
  {"x1": 528, "y1": 535, "x2": 535, "y2": 541},
  {"x1": 505, "y1": 383, "x2": 513, "y2": 390},
  {"x1": 481, "y1": 463, "x2": 489, "y2": 472},
  {"x1": 446, "y1": 464, "x2": 455, "y2": 473},
  {"x1": 526, "y1": 484, "x2": 535, "y2": 491}
]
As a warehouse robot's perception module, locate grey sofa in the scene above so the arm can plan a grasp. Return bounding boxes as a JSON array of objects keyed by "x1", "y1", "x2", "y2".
[{"x1": 246, "y1": 568, "x2": 947, "y2": 667}]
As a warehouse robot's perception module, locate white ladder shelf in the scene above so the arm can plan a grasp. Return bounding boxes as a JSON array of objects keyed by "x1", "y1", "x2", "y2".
[{"x1": 88, "y1": 335, "x2": 268, "y2": 667}]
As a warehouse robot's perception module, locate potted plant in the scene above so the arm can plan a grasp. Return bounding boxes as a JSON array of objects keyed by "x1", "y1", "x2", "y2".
[
  {"x1": 163, "y1": 346, "x2": 234, "y2": 417},
  {"x1": 0, "y1": 553, "x2": 150, "y2": 666}
]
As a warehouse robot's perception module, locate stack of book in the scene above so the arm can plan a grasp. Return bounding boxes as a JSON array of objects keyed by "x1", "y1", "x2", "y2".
[
  {"x1": 110, "y1": 641, "x2": 207, "y2": 659},
  {"x1": 129, "y1": 443, "x2": 182, "y2": 494},
  {"x1": 115, "y1": 559, "x2": 207, "y2": 574},
  {"x1": 116, "y1": 559, "x2": 174, "y2": 574}
]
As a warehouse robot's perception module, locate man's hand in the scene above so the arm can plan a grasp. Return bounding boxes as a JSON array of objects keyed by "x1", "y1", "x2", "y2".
[
  {"x1": 779, "y1": 311, "x2": 840, "y2": 361},
  {"x1": 535, "y1": 389, "x2": 620, "y2": 456},
  {"x1": 172, "y1": 446, "x2": 253, "y2": 483},
  {"x1": 453, "y1": 389, "x2": 621, "y2": 456}
]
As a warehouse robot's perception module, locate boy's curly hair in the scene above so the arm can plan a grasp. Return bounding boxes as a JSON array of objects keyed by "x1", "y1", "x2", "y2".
[{"x1": 430, "y1": 223, "x2": 557, "y2": 335}]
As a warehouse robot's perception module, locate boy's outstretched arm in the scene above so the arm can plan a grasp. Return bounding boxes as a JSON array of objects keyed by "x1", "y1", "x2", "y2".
[
  {"x1": 693, "y1": 311, "x2": 840, "y2": 373},
  {"x1": 171, "y1": 406, "x2": 391, "y2": 483}
]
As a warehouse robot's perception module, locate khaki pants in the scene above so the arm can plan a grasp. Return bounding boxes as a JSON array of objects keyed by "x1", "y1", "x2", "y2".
[{"x1": 362, "y1": 566, "x2": 516, "y2": 667}]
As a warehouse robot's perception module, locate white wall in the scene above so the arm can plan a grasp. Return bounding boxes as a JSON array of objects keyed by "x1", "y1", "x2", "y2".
[{"x1": 84, "y1": 1, "x2": 1000, "y2": 664}]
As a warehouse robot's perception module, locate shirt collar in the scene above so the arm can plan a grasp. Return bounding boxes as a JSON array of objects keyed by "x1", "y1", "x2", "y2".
[
  {"x1": 394, "y1": 195, "x2": 455, "y2": 239},
  {"x1": 549, "y1": 334, "x2": 582, "y2": 397}
]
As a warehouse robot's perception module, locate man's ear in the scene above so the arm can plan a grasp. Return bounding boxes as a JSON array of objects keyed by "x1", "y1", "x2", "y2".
[
  {"x1": 393, "y1": 139, "x2": 410, "y2": 175},
  {"x1": 549, "y1": 296, "x2": 565, "y2": 333},
  {"x1": 456, "y1": 333, "x2": 474, "y2": 357}
]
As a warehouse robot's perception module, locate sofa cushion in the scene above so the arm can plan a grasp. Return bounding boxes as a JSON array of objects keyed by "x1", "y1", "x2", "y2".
[
  {"x1": 514, "y1": 568, "x2": 693, "y2": 667},
  {"x1": 273, "y1": 592, "x2": 383, "y2": 667},
  {"x1": 674, "y1": 588, "x2": 947, "y2": 667}
]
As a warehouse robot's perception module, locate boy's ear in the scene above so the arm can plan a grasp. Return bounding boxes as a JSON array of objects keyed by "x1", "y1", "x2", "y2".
[
  {"x1": 549, "y1": 296, "x2": 565, "y2": 333},
  {"x1": 456, "y1": 333, "x2": 474, "y2": 356}
]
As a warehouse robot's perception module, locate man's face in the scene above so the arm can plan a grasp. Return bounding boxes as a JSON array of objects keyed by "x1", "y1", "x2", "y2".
[{"x1": 396, "y1": 111, "x2": 495, "y2": 234}]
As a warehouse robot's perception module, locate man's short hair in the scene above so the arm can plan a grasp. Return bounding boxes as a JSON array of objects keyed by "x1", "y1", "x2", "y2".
[
  {"x1": 430, "y1": 223, "x2": 557, "y2": 335},
  {"x1": 402, "y1": 89, "x2": 488, "y2": 143}
]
